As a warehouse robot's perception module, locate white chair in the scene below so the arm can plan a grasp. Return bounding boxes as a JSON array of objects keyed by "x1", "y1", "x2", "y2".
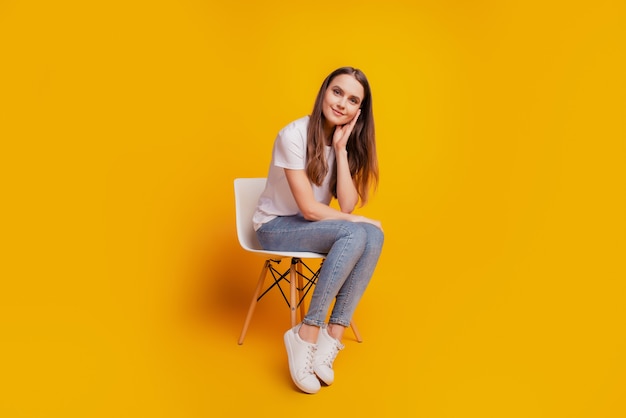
[{"x1": 234, "y1": 177, "x2": 362, "y2": 345}]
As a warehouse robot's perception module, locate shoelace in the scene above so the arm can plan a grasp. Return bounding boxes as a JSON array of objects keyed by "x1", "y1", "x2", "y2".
[
  {"x1": 304, "y1": 345, "x2": 317, "y2": 373},
  {"x1": 321, "y1": 342, "x2": 340, "y2": 366}
]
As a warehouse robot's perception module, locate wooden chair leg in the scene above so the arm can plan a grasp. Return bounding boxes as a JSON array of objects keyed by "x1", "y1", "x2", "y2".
[
  {"x1": 289, "y1": 258, "x2": 298, "y2": 327},
  {"x1": 350, "y1": 320, "x2": 363, "y2": 343},
  {"x1": 238, "y1": 260, "x2": 269, "y2": 345},
  {"x1": 296, "y1": 261, "x2": 306, "y2": 322}
]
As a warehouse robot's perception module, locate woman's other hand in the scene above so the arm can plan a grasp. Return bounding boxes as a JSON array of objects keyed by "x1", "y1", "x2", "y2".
[{"x1": 353, "y1": 215, "x2": 382, "y2": 231}]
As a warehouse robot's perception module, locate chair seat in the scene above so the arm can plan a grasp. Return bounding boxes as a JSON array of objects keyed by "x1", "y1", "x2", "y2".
[{"x1": 244, "y1": 248, "x2": 326, "y2": 259}]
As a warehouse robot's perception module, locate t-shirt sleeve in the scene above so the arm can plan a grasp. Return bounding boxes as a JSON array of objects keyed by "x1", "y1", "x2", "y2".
[{"x1": 273, "y1": 125, "x2": 306, "y2": 170}]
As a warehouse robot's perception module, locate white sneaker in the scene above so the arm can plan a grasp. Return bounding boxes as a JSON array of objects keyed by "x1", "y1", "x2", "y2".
[
  {"x1": 283, "y1": 325, "x2": 321, "y2": 394},
  {"x1": 313, "y1": 326, "x2": 344, "y2": 385}
]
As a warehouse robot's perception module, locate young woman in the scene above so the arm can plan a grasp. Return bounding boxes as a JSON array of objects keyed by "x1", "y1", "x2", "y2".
[{"x1": 253, "y1": 67, "x2": 384, "y2": 394}]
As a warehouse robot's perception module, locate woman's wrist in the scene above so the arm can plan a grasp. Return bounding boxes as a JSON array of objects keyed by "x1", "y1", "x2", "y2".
[{"x1": 334, "y1": 147, "x2": 348, "y2": 156}]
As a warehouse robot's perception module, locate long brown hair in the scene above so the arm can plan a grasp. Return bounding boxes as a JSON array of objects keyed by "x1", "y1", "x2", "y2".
[{"x1": 306, "y1": 67, "x2": 379, "y2": 205}]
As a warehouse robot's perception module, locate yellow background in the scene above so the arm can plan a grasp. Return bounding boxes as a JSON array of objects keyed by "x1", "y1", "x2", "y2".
[{"x1": 1, "y1": 0, "x2": 625, "y2": 416}]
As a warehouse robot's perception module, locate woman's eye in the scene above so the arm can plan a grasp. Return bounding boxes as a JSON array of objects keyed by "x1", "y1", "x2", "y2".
[
  {"x1": 350, "y1": 98, "x2": 358, "y2": 104},
  {"x1": 333, "y1": 89, "x2": 341, "y2": 96}
]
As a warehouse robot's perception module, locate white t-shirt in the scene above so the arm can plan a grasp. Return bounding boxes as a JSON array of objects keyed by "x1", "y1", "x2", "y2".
[{"x1": 253, "y1": 116, "x2": 335, "y2": 230}]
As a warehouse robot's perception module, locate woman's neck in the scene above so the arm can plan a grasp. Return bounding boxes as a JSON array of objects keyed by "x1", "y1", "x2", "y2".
[{"x1": 323, "y1": 122, "x2": 334, "y2": 146}]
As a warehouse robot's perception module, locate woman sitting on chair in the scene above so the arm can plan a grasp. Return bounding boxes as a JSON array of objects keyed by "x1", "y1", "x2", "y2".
[{"x1": 253, "y1": 66, "x2": 384, "y2": 394}]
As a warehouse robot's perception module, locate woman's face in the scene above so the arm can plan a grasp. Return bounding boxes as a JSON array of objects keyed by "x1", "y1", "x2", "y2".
[{"x1": 322, "y1": 74, "x2": 365, "y2": 130}]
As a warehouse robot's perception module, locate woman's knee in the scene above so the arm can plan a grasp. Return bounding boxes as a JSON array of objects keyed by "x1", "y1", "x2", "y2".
[
  {"x1": 360, "y1": 222, "x2": 384, "y2": 248},
  {"x1": 335, "y1": 221, "x2": 383, "y2": 250},
  {"x1": 334, "y1": 222, "x2": 368, "y2": 250}
]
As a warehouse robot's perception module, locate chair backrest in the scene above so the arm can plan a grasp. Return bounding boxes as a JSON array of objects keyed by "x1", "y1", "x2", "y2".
[{"x1": 234, "y1": 178, "x2": 267, "y2": 252}]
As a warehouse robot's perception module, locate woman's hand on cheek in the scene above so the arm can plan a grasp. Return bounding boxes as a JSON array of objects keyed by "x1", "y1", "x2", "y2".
[{"x1": 333, "y1": 109, "x2": 361, "y2": 151}]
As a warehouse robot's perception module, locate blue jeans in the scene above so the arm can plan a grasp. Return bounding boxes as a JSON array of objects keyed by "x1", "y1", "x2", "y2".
[{"x1": 256, "y1": 215, "x2": 384, "y2": 328}]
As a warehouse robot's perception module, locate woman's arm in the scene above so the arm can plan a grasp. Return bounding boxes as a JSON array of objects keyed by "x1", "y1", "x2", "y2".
[
  {"x1": 334, "y1": 148, "x2": 359, "y2": 212},
  {"x1": 284, "y1": 168, "x2": 381, "y2": 229},
  {"x1": 333, "y1": 109, "x2": 360, "y2": 212}
]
